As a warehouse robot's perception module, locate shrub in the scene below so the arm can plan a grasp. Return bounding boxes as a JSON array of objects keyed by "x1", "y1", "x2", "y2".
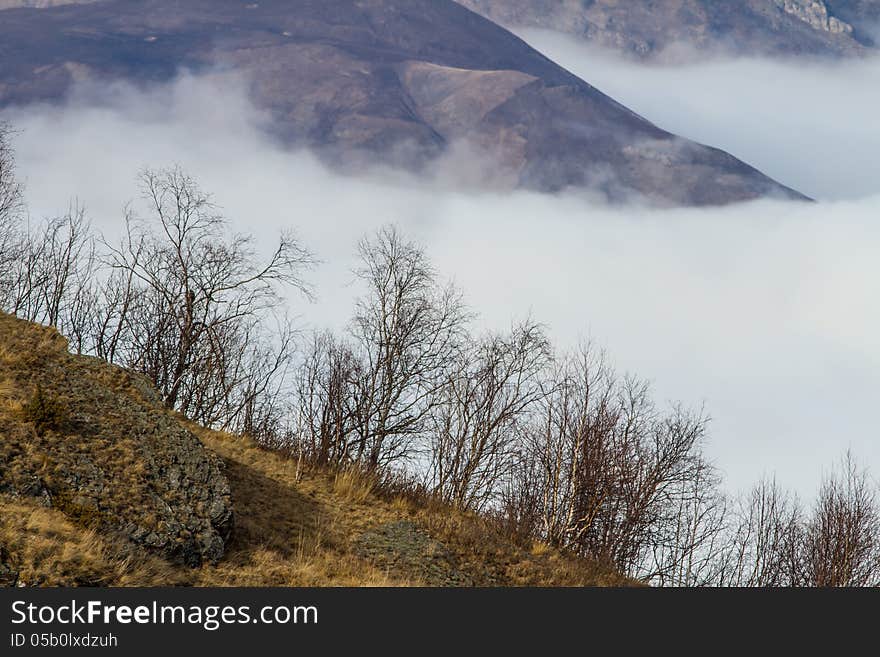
[{"x1": 22, "y1": 384, "x2": 67, "y2": 435}]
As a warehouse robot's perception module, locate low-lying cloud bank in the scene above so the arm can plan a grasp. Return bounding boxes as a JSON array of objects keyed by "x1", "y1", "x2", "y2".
[
  {"x1": 3, "y1": 63, "x2": 878, "y2": 497},
  {"x1": 519, "y1": 28, "x2": 880, "y2": 202}
]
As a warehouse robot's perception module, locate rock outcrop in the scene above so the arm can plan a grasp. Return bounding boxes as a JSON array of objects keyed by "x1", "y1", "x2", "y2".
[
  {"x1": 0, "y1": 313, "x2": 233, "y2": 567},
  {"x1": 456, "y1": 0, "x2": 875, "y2": 59},
  {"x1": 773, "y1": 0, "x2": 853, "y2": 34}
]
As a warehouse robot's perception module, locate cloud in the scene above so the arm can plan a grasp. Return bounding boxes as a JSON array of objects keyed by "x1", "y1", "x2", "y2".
[
  {"x1": 517, "y1": 28, "x2": 880, "y2": 202},
  {"x1": 2, "y1": 66, "x2": 879, "y2": 498}
]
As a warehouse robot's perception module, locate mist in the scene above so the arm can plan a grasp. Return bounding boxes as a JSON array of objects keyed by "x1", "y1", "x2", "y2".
[
  {"x1": 3, "y1": 59, "x2": 879, "y2": 498},
  {"x1": 519, "y1": 28, "x2": 880, "y2": 202}
]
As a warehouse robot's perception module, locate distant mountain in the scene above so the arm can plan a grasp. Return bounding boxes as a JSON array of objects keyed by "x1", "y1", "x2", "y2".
[
  {"x1": 0, "y1": 0, "x2": 805, "y2": 205},
  {"x1": 457, "y1": 0, "x2": 879, "y2": 59},
  {"x1": 0, "y1": 1, "x2": 99, "y2": 7},
  {"x1": 826, "y1": 0, "x2": 880, "y2": 45}
]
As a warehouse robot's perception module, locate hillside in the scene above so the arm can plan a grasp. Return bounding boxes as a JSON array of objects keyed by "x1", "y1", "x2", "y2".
[
  {"x1": 0, "y1": 0, "x2": 805, "y2": 205},
  {"x1": 0, "y1": 312, "x2": 631, "y2": 587},
  {"x1": 456, "y1": 0, "x2": 878, "y2": 59}
]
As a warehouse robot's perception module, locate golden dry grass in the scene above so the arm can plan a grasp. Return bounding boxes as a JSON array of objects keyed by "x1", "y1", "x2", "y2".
[
  {"x1": 0, "y1": 495, "x2": 185, "y2": 586},
  {"x1": 0, "y1": 311, "x2": 634, "y2": 587},
  {"x1": 0, "y1": 312, "x2": 170, "y2": 534},
  {"x1": 191, "y1": 428, "x2": 634, "y2": 587}
]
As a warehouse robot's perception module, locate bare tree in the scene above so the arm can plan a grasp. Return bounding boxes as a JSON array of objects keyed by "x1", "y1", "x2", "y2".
[
  {"x1": 505, "y1": 344, "x2": 717, "y2": 582},
  {"x1": 101, "y1": 166, "x2": 314, "y2": 426},
  {"x1": 0, "y1": 122, "x2": 24, "y2": 305},
  {"x1": 717, "y1": 478, "x2": 804, "y2": 586},
  {"x1": 429, "y1": 319, "x2": 550, "y2": 511},
  {"x1": 0, "y1": 122, "x2": 23, "y2": 230},
  {"x1": 650, "y1": 456, "x2": 730, "y2": 587},
  {"x1": 802, "y1": 453, "x2": 880, "y2": 587},
  {"x1": 1, "y1": 205, "x2": 96, "y2": 342},
  {"x1": 295, "y1": 330, "x2": 363, "y2": 466},
  {"x1": 716, "y1": 454, "x2": 880, "y2": 587},
  {"x1": 349, "y1": 225, "x2": 470, "y2": 470}
]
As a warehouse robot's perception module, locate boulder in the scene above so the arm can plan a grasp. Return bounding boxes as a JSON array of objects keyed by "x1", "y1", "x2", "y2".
[{"x1": 0, "y1": 313, "x2": 233, "y2": 567}]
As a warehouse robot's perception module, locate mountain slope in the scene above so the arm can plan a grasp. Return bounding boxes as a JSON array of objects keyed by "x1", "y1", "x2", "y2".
[
  {"x1": 0, "y1": 0, "x2": 804, "y2": 205},
  {"x1": 457, "y1": 0, "x2": 878, "y2": 59},
  {"x1": 0, "y1": 312, "x2": 631, "y2": 586},
  {"x1": 0, "y1": 313, "x2": 233, "y2": 569}
]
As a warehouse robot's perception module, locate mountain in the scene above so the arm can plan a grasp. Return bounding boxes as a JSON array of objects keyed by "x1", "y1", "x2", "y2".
[
  {"x1": 826, "y1": 0, "x2": 880, "y2": 45},
  {"x1": 0, "y1": 0, "x2": 805, "y2": 205},
  {"x1": 456, "y1": 0, "x2": 879, "y2": 59},
  {"x1": 0, "y1": 311, "x2": 631, "y2": 586}
]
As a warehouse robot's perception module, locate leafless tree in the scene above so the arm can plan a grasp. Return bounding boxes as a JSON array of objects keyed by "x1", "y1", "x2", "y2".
[
  {"x1": 1, "y1": 205, "x2": 96, "y2": 344},
  {"x1": 716, "y1": 478, "x2": 804, "y2": 586},
  {"x1": 802, "y1": 453, "x2": 880, "y2": 587},
  {"x1": 295, "y1": 330, "x2": 363, "y2": 467},
  {"x1": 100, "y1": 166, "x2": 314, "y2": 427},
  {"x1": 716, "y1": 454, "x2": 880, "y2": 587},
  {"x1": 0, "y1": 122, "x2": 25, "y2": 305},
  {"x1": 504, "y1": 344, "x2": 717, "y2": 582},
  {"x1": 649, "y1": 456, "x2": 730, "y2": 587},
  {"x1": 428, "y1": 319, "x2": 550, "y2": 512},
  {"x1": 0, "y1": 122, "x2": 23, "y2": 230},
  {"x1": 348, "y1": 225, "x2": 470, "y2": 470}
]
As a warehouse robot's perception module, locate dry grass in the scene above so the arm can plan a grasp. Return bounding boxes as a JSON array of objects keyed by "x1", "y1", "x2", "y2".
[
  {"x1": 192, "y1": 429, "x2": 635, "y2": 587},
  {"x1": 0, "y1": 311, "x2": 634, "y2": 587},
  {"x1": 190, "y1": 428, "x2": 410, "y2": 586},
  {"x1": 332, "y1": 468, "x2": 376, "y2": 504},
  {"x1": 0, "y1": 495, "x2": 185, "y2": 587}
]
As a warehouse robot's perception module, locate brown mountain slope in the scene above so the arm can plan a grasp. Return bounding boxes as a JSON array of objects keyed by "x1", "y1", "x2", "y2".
[
  {"x1": 0, "y1": 313, "x2": 632, "y2": 586},
  {"x1": 0, "y1": 0, "x2": 804, "y2": 205},
  {"x1": 456, "y1": 0, "x2": 877, "y2": 59}
]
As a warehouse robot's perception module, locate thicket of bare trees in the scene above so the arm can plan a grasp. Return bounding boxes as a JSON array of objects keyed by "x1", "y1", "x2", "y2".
[
  {"x1": 493, "y1": 345, "x2": 722, "y2": 583},
  {"x1": 96, "y1": 167, "x2": 314, "y2": 432},
  {"x1": 1, "y1": 122, "x2": 25, "y2": 305},
  {"x1": 2, "y1": 124, "x2": 879, "y2": 586},
  {"x1": 0, "y1": 150, "x2": 312, "y2": 436},
  {"x1": 428, "y1": 320, "x2": 549, "y2": 512},
  {"x1": 717, "y1": 455, "x2": 880, "y2": 586}
]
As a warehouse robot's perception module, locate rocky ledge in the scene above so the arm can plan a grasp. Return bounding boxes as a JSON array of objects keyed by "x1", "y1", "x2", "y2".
[{"x1": 0, "y1": 312, "x2": 233, "y2": 567}]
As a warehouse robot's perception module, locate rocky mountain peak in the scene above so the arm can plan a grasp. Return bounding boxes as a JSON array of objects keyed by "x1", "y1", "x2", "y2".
[{"x1": 773, "y1": 0, "x2": 853, "y2": 34}]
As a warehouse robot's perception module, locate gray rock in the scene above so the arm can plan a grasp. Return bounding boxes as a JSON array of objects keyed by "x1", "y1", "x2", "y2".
[{"x1": 0, "y1": 320, "x2": 234, "y2": 568}]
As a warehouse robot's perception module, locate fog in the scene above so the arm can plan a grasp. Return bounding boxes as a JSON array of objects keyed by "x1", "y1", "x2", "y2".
[
  {"x1": 3, "y1": 55, "x2": 879, "y2": 497},
  {"x1": 519, "y1": 28, "x2": 880, "y2": 202}
]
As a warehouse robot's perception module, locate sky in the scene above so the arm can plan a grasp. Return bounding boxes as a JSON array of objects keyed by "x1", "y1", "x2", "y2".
[{"x1": 3, "y1": 43, "x2": 879, "y2": 498}]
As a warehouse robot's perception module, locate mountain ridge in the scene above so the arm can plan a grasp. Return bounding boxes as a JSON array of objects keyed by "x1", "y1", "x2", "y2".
[
  {"x1": 0, "y1": 0, "x2": 806, "y2": 205},
  {"x1": 456, "y1": 0, "x2": 879, "y2": 59}
]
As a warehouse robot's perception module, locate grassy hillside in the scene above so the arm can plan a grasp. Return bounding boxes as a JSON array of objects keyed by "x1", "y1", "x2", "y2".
[{"x1": 0, "y1": 312, "x2": 632, "y2": 587}]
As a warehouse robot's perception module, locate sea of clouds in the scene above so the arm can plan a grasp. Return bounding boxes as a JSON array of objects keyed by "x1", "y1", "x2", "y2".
[{"x1": 3, "y1": 41, "x2": 879, "y2": 497}]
